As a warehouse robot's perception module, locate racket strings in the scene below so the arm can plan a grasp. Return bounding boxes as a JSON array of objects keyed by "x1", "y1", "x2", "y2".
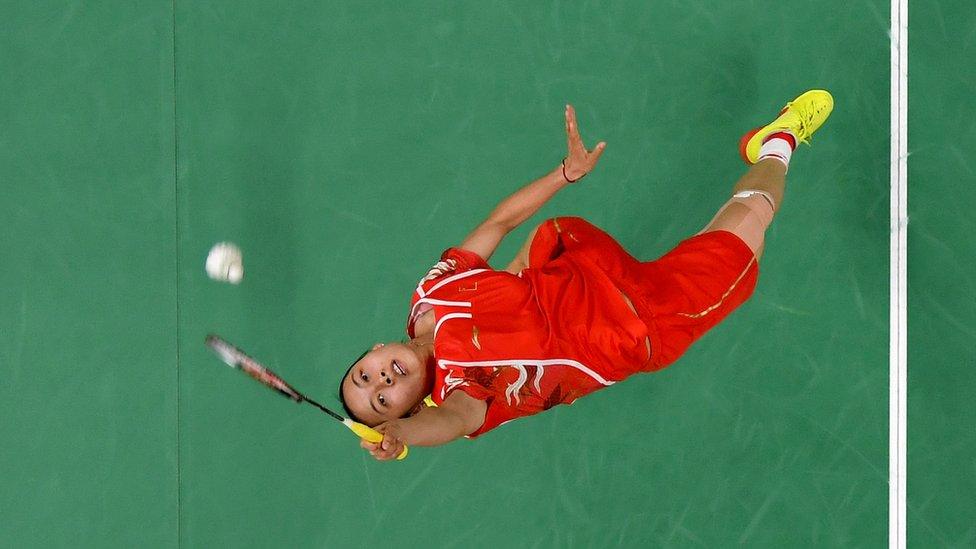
[
  {"x1": 206, "y1": 336, "x2": 303, "y2": 401},
  {"x1": 240, "y1": 360, "x2": 303, "y2": 401}
]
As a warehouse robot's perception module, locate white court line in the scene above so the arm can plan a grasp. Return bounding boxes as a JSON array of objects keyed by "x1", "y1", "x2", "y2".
[{"x1": 889, "y1": 0, "x2": 908, "y2": 547}]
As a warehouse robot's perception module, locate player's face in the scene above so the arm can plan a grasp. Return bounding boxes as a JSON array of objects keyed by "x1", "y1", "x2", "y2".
[{"x1": 341, "y1": 342, "x2": 430, "y2": 426}]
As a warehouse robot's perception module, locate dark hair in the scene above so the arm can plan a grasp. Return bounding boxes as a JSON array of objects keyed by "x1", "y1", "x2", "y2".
[{"x1": 337, "y1": 348, "x2": 371, "y2": 424}]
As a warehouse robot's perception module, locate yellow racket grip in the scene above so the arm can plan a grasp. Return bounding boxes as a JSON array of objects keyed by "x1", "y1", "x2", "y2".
[{"x1": 344, "y1": 419, "x2": 408, "y2": 460}]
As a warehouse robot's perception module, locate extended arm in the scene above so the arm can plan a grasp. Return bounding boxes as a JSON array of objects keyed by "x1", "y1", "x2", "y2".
[
  {"x1": 459, "y1": 104, "x2": 607, "y2": 262},
  {"x1": 459, "y1": 167, "x2": 570, "y2": 262},
  {"x1": 361, "y1": 390, "x2": 487, "y2": 460}
]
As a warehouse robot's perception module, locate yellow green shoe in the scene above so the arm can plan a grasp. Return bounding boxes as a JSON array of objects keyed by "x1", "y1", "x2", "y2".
[{"x1": 739, "y1": 90, "x2": 834, "y2": 164}]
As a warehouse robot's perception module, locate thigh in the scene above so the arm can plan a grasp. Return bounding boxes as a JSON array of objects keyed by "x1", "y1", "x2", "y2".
[
  {"x1": 504, "y1": 224, "x2": 540, "y2": 274},
  {"x1": 632, "y1": 230, "x2": 759, "y2": 369}
]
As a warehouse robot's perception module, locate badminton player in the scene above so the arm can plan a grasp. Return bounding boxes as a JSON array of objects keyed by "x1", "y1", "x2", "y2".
[{"x1": 340, "y1": 91, "x2": 834, "y2": 460}]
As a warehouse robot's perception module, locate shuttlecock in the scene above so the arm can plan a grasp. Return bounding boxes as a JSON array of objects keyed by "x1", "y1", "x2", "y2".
[{"x1": 206, "y1": 242, "x2": 243, "y2": 284}]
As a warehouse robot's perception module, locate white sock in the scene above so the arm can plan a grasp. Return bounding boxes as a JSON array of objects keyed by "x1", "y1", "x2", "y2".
[{"x1": 758, "y1": 133, "x2": 795, "y2": 171}]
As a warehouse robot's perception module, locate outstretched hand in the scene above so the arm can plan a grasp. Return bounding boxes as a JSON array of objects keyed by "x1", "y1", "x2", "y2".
[{"x1": 563, "y1": 104, "x2": 606, "y2": 182}]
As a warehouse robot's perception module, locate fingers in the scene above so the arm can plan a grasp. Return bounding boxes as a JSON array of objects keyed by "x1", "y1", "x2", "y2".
[
  {"x1": 565, "y1": 104, "x2": 605, "y2": 158},
  {"x1": 565, "y1": 105, "x2": 574, "y2": 152},
  {"x1": 379, "y1": 432, "x2": 401, "y2": 452},
  {"x1": 362, "y1": 433, "x2": 402, "y2": 461},
  {"x1": 361, "y1": 438, "x2": 385, "y2": 461},
  {"x1": 565, "y1": 104, "x2": 582, "y2": 148},
  {"x1": 591, "y1": 141, "x2": 607, "y2": 164},
  {"x1": 364, "y1": 441, "x2": 394, "y2": 461},
  {"x1": 379, "y1": 433, "x2": 403, "y2": 460}
]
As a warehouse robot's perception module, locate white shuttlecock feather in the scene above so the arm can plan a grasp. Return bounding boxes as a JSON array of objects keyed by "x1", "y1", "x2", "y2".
[{"x1": 206, "y1": 242, "x2": 244, "y2": 284}]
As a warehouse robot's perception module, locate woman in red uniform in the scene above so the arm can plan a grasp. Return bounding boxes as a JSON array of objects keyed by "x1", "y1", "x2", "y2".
[{"x1": 341, "y1": 91, "x2": 834, "y2": 460}]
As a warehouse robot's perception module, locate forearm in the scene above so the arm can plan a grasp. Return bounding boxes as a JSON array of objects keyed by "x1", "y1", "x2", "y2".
[
  {"x1": 459, "y1": 106, "x2": 602, "y2": 262},
  {"x1": 395, "y1": 407, "x2": 470, "y2": 447},
  {"x1": 486, "y1": 165, "x2": 569, "y2": 232}
]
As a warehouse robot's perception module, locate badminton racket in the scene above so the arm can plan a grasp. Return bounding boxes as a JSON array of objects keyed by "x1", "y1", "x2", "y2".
[{"x1": 204, "y1": 334, "x2": 408, "y2": 460}]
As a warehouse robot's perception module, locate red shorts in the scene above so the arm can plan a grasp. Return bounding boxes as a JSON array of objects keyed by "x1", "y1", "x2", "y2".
[{"x1": 531, "y1": 217, "x2": 759, "y2": 370}]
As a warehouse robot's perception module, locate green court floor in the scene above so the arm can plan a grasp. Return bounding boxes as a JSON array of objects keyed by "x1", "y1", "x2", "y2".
[
  {"x1": 0, "y1": 1, "x2": 971, "y2": 547},
  {"x1": 907, "y1": 2, "x2": 976, "y2": 547}
]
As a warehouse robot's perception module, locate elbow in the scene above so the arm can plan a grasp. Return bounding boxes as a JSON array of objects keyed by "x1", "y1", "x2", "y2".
[{"x1": 485, "y1": 216, "x2": 516, "y2": 234}]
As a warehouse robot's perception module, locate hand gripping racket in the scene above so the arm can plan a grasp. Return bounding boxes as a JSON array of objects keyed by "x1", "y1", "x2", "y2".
[{"x1": 204, "y1": 335, "x2": 408, "y2": 460}]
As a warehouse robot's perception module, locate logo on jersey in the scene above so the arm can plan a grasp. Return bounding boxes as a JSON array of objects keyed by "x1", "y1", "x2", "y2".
[{"x1": 440, "y1": 370, "x2": 469, "y2": 400}]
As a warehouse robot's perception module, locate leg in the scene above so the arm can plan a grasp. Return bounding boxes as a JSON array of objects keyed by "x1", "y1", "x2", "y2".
[
  {"x1": 699, "y1": 158, "x2": 785, "y2": 260},
  {"x1": 504, "y1": 224, "x2": 541, "y2": 274},
  {"x1": 709, "y1": 88, "x2": 835, "y2": 260},
  {"x1": 732, "y1": 157, "x2": 786, "y2": 211}
]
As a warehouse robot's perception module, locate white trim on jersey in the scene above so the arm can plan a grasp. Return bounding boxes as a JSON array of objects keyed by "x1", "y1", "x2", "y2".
[
  {"x1": 441, "y1": 370, "x2": 468, "y2": 399},
  {"x1": 416, "y1": 259, "x2": 459, "y2": 297},
  {"x1": 408, "y1": 298, "x2": 472, "y2": 325},
  {"x1": 426, "y1": 286, "x2": 614, "y2": 412},
  {"x1": 420, "y1": 268, "x2": 489, "y2": 298},
  {"x1": 434, "y1": 312, "x2": 472, "y2": 340},
  {"x1": 437, "y1": 358, "x2": 616, "y2": 388}
]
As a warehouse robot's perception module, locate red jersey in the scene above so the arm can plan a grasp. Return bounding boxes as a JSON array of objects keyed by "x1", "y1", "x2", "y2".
[
  {"x1": 406, "y1": 219, "x2": 652, "y2": 438},
  {"x1": 406, "y1": 217, "x2": 758, "y2": 438}
]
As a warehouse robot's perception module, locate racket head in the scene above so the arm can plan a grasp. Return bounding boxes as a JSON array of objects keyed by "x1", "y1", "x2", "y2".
[{"x1": 205, "y1": 335, "x2": 303, "y2": 402}]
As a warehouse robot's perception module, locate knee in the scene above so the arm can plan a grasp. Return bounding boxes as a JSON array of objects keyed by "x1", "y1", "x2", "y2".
[
  {"x1": 701, "y1": 191, "x2": 776, "y2": 255},
  {"x1": 730, "y1": 191, "x2": 775, "y2": 227},
  {"x1": 727, "y1": 196, "x2": 773, "y2": 254}
]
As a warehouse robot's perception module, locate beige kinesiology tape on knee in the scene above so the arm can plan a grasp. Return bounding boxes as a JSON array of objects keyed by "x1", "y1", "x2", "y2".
[
  {"x1": 698, "y1": 189, "x2": 777, "y2": 254},
  {"x1": 726, "y1": 190, "x2": 776, "y2": 252},
  {"x1": 698, "y1": 189, "x2": 776, "y2": 253},
  {"x1": 732, "y1": 189, "x2": 776, "y2": 212},
  {"x1": 730, "y1": 190, "x2": 775, "y2": 229}
]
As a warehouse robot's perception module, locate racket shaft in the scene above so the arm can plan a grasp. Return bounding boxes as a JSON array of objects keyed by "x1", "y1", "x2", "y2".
[
  {"x1": 303, "y1": 397, "x2": 346, "y2": 422},
  {"x1": 205, "y1": 335, "x2": 407, "y2": 460}
]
